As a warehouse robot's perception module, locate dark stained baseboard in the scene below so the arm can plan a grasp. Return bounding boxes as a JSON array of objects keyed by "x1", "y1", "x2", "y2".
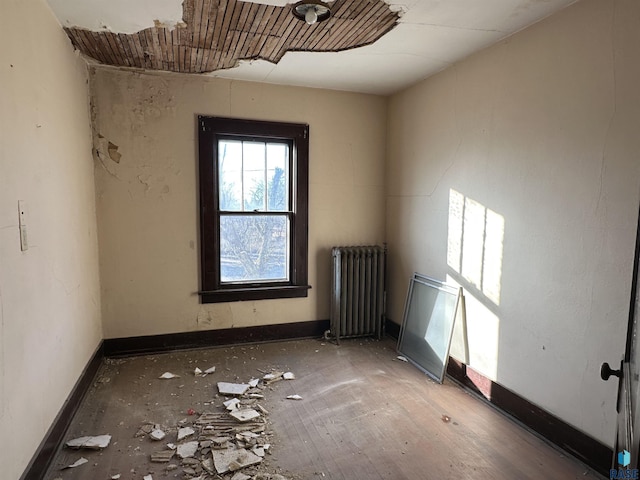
[
  {"x1": 20, "y1": 342, "x2": 104, "y2": 480},
  {"x1": 446, "y1": 358, "x2": 612, "y2": 477},
  {"x1": 385, "y1": 318, "x2": 400, "y2": 340},
  {"x1": 103, "y1": 319, "x2": 330, "y2": 357}
]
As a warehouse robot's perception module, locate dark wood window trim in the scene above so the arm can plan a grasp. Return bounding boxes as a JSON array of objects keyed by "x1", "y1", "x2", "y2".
[{"x1": 198, "y1": 116, "x2": 310, "y2": 303}]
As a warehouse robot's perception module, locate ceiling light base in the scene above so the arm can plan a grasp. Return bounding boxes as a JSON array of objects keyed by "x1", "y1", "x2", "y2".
[{"x1": 292, "y1": 1, "x2": 332, "y2": 25}]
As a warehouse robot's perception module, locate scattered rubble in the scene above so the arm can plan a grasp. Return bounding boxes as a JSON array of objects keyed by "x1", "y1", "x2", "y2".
[
  {"x1": 177, "y1": 441, "x2": 199, "y2": 459},
  {"x1": 213, "y1": 446, "x2": 263, "y2": 474},
  {"x1": 178, "y1": 426, "x2": 196, "y2": 440},
  {"x1": 65, "y1": 362, "x2": 297, "y2": 480},
  {"x1": 63, "y1": 457, "x2": 88, "y2": 469},
  {"x1": 230, "y1": 409, "x2": 261, "y2": 422},
  {"x1": 150, "y1": 428, "x2": 166, "y2": 441},
  {"x1": 150, "y1": 449, "x2": 175, "y2": 463},
  {"x1": 231, "y1": 473, "x2": 252, "y2": 480},
  {"x1": 286, "y1": 395, "x2": 302, "y2": 401},
  {"x1": 65, "y1": 434, "x2": 112, "y2": 449},
  {"x1": 218, "y1": 382, "x2": 250, "y2": 396}
]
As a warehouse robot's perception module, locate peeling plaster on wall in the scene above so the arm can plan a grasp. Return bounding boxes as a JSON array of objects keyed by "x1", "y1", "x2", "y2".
[
  {"x1": 47, "y1": 0, "x2": 184, "y2": 34},
  {"x1": 107, "y1": 142, "x2": 121, "y2": 163},
  {"x1": 93, "y1": 134, "x2": 121, "y2": 180}
]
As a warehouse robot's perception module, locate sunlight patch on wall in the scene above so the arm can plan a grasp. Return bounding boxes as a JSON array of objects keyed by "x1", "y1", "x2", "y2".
[
  {"x1": 447, "y1": 189, "x2": 505, "y2": 380},
  {"x1": 447, "y1": 189, "x2": 504, "y2": 305}
]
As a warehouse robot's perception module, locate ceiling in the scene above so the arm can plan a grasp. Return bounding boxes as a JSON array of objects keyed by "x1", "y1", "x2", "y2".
[{"x1": 46, "y1": 0, "x2": 578, "y2": 95}]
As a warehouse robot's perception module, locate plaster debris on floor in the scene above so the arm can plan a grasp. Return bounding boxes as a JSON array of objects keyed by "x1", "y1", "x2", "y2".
[
  {"x1": 59, "y1": 360, "x2": 301, "y2": 480},
  {"x1": 63, "y1": 457, "x2": 88, "y2": 469},
  {"x1": 218, "y1": 382, "x2": 251, "y2": 396},
  {"x1": 65, "y1": 434, "x2": 112, "y2": 449}
]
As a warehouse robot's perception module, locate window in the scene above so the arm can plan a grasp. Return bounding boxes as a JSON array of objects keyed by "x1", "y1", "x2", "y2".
[{"x1": 198, "y1": 116, "x2": 310, "y2": 303}]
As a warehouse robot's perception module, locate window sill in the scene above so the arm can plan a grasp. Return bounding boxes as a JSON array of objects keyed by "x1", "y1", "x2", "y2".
[{"x1": 199, "y1": 285, "x2": 311, "y2": 303}]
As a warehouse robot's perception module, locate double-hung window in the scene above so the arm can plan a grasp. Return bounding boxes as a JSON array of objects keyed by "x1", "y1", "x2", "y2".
[{"x1": 198, "y1": 116, "x2": 310, "y2": 303}]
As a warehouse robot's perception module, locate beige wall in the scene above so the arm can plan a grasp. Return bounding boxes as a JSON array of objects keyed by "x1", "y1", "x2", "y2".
[
  {"x1": 91, "y1": 69, "x2": 387, "y2": 338},
  {"x1": 387, "y1": 0, "x2": 640, "y2": 446},
  {"x1": 0, "y1": 1, "x2": 102, "y2": 478}
]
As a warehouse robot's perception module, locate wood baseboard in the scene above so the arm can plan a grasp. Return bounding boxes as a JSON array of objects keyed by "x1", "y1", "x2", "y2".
[
  {"x1": 19, "y1": 342, "x2": 104, "y2": 480},
  {"x1": 446, "y1": 358, "x2": 612, "y2": 477},
  {"x1": 103, "y1": 319, "x2": 330, "y2": 357},
  {"x1": 385, "y1": 318, "x2": 400, "y2": 339}
]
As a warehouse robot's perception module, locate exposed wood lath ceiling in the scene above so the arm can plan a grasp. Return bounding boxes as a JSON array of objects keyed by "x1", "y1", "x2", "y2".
[{"x1": 64, "y1": 0, "x2": 399, "y2": 74}]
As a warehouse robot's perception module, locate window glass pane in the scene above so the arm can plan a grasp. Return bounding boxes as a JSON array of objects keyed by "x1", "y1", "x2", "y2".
[
  {"x1": 220, "y1": 215, "x2": 290, "y2": 283},
  {"x1": 218, "y1": 140, "x2": 242, "y2": 211},
  {"x1": 243, "y1": 142, "x2": 266, "y2": 211},
  {"x1": 266, "y1": 143, "x2": 289, "y2": 211}
]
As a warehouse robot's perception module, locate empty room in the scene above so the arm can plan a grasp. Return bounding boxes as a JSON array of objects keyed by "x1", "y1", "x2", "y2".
[{"x1": 2, "y1": 0, "x2": 640, "y2": 479}]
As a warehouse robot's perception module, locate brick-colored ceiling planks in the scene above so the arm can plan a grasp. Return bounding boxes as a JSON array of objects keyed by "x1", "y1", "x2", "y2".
[{"x1": 64, "y1": 0, "x2": 399, "y2": 74}]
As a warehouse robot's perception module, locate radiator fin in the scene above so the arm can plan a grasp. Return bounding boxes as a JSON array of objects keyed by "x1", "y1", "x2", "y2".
[{"x1": 330, "y1": 245, "x2": 386, "y2": 344}]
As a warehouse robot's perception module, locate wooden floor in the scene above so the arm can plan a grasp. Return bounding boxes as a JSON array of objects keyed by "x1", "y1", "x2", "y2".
[{"x1": 45, "y1": 338, "x2": 603, "y2": 480}]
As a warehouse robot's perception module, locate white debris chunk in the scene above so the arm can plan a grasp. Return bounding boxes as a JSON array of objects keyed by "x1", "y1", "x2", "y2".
[
  {"x1": 252, "y1": 446, "x2": 266, "y2": 457},
  {"x1": 231, "y1": 472, "x2": 252, "y2": 480},
  {"x1": 223, "y1": 398, "x2": 241, "y2": 410},
  {"x1": 143, "y1": 475, "x2": 153, "y2": 480},
  {"x1": 64, "y1": 457, "x2": 88, "y2": 469},
  {"x1": 167, "y1": 443, "x2": 176, "y2": 450},
  {"x1": 194, "y1": 367, "x2": 203, "y2": 376},
  {"x1": 229, "y1": 409, "x2": 261, "y2": 422},
  {"x1": 286, "y1": 394, "x2": 303, "y2": 400},
  {"x1": 204, "y1": 366, "x2": 216, "y2": 374},
  {"x1": 177, "y1": 426, "x2": 195, "y2": 441},
  {"x1": 111, "y1": 475, "x2": 121, "y2": 480},
  {"x1": 176, "y1": 441, "x2": 199, "y2": 459},
  {"x1": 213, "y1": 447, "x2": 262, "y2": 474},
  {"x1": 396, "y1": 355, "x2": 408, "y2": 362},
  {"x1": 159, "y1": 372, "x2": 180, "y2": 379},
  {"x1": 248, "y1": 378, "x2": 259, "y2": 387},
  {"x1": 217, "y1": 382, "x2": 250, "y2": 395},
  {"x1": 150, "y1": 429, "x2": 166, "y2": 441},
  {"x1": 283, "y1": 372, "x2": 295, "y2": 380},
  {"x1": 66, "y1": 434, "x2": 112, "y2": 449}
]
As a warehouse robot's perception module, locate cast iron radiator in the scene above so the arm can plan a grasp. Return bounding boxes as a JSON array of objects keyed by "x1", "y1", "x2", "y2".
[{"x1": 330, "y1": 245, "x2": 386, "y2": 344}]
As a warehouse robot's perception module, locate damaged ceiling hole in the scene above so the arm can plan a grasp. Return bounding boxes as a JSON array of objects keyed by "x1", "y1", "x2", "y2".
[{"x1": 62, "y1": 0, "x2": 399, "y2": 74}]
